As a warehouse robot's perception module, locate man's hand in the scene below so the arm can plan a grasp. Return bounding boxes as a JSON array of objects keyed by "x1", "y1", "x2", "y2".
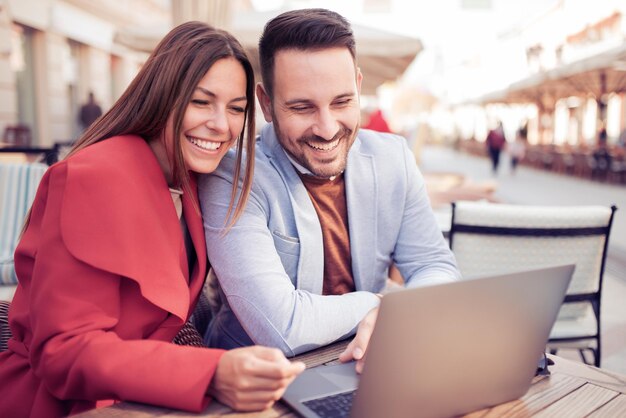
[
  {"x1": 209, "y1": 346, "x2": 306, "y2": 411},
  {"x1": 338, "y1": 306, "x2": 379, "y2": 374}
]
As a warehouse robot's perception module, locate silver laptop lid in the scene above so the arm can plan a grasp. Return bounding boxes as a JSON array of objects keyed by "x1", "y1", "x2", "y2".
[{"x1": 350, "y1": 264, "x2": 574, "y2": 418}]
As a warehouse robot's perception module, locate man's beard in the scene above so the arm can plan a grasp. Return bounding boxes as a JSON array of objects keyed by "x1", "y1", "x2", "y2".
[{"x1": 273, "y1": 117, "x2": 358, "y2": 178}]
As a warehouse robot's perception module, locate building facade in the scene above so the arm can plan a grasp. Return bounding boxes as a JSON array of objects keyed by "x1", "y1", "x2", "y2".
[
  {"x1": 0, "y1": 0, "x2": 169, "y2": 147},
  {"x1": 469, "y1": 1, "x2": 626, "y2": 146}
]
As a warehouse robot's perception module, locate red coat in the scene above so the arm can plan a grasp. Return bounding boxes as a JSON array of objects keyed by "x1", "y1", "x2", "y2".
[{"x1": 0, "y1": 135, "x2": 225, "y2": 417}]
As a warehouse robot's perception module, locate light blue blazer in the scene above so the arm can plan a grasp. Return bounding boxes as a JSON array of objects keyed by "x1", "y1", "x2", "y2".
[{"x1": 199, "y1": 124, "x2": 460, "y2": 356}]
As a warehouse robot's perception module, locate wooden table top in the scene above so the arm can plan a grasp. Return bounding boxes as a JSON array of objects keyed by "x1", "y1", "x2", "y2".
[{"x1": 77, "y1": 340, "x2": 626, "y2": 418}]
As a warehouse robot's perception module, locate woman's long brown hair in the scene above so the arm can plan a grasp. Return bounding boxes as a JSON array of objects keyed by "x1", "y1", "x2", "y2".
[{"x1": 27, "y1": 21, "x2": 255, "y2": 230}]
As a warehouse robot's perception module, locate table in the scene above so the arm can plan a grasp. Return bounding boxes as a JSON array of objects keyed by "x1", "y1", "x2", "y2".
[
  {"x1": 423, "y1": 171, "x2": 498, "y2": 212},
  {"x1": 77, "y1": 339, "x2": 626, "y2": 417},
  {"x1": 0, "y1": 143, "x2": 55, "y2": 164}
]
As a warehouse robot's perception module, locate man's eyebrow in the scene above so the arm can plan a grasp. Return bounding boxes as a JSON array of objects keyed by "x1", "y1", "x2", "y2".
[
  {"x1": 334, "y1": 93, "x2": 356, "y2": 100},
  {"x1": 284, "y1": 92, "x2": 355, "y2": 106},
  {"x1": 284, "y1": 98, "x2": 313, "y2": 106},
  {"x1": 195, "y1": 86, "x2": 247, "y2": 102}
]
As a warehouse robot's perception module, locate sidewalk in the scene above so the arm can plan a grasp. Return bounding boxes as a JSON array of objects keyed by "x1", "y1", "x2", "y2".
[{"x1": 418, "y1": 145, "x2": 626, "y2": 375}]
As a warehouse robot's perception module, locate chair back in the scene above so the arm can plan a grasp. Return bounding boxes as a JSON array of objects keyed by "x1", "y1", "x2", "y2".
[
  {"x1": 0, "y1": 162, "x2": 48, "y2": 284},
  {"x1": 449, "y1": 201, "x2": 617, "y2": 366},
  {"x1": 449, "y1": 202, "x2": 616, "y2": 321},
  {"x1": 0, "y1": 300, "x2": 10, "y2": 352}
]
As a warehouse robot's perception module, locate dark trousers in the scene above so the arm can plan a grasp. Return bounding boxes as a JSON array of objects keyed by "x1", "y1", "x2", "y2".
[{"x1": 488, "y1": 148, "x2": 501, "y2": 173}]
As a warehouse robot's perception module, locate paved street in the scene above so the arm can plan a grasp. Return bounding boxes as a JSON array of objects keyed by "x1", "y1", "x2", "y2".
[{"x1": 418, "y1": 144, "x2": 626, "y2": 374}]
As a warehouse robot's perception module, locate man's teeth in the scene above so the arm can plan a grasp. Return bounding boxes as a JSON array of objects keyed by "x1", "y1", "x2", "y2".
[
  {"x1": 187, "y1": 136, "x2": 221, "y2": 150},
  {"x1": 308, "y1": 139, "x2": 339, "y2": 151}
]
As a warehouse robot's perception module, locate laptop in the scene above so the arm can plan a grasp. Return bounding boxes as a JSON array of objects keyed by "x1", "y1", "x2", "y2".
[{"x1": 283, "y1": 264, "x2": 574, "y2": 418}]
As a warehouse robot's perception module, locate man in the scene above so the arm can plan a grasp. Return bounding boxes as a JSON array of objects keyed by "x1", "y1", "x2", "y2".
[
  {"x1": 199, "y1": 8, "x2": 459, "y2": 368},
  {"x1": 79, "y1": 92, "x2": 103, "y2": 131},
  {"x1": 363, "y1": 108, "x2": 392, "y2": 133},
  {"x1": 486, "y1": 121, "x2": 505, "y2": 174}
]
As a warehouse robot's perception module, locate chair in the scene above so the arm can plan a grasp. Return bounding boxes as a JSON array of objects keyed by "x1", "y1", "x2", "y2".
[
  {"x1": 609, "y1": 154, "x2": 626, "y2": 184},
  {"x1": 0, "y1": 161, "x2": 48, "y2": 286},
  {"x1": 173, "y1": 291, "x2": 213, "y2": 348},
  {"x1": 449, "y1": 201, "x2": 617, "y2": 367},
  {"x1": 46, "y1": 140, "x2": 76, "y2": 165},
  {"x1": 589, "y1": 149, "x2": 612, "y2": 182},
  {"x1": 2, "y1": 124, "x2": 31, "y2": 147},
  {"x1": 0, "y1": 300, "x2": 10, "y2": 352},
  {"x1": 572, "y1": 152, "x2": 592, "y2": 179},
  {"x1": 0, "y1": 298, "x2": 206, "y2": 350},
  {"x1": 172, "y1": 320, "x2": 206, "y2": 347}
]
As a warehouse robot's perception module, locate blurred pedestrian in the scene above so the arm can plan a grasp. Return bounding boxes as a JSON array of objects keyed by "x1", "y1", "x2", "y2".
[
  {"x1": 618, "y1": 127, "x2": 626, "y2": 149},
  {"x1": 508, "y1": 121, "x2": 527, "y2": 174},
  {"x1": 363, "y1": 108, "x2": 392, "y2": 133},
  {"x1": 78, "y1": 92, "x2": 103, "y2": 131},
  {"x1": 486, "y1": 121, "x2": 506, "y2": 174},
  {"x1": 591, "y1": 128, "x2": 611, "y2": 180}
]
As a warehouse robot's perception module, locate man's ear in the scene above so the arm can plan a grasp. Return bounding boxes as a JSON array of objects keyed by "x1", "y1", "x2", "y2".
[
  {"x1": 256, "y1": 83, "x2": 273, "y2": 122},
  {"x1": 356, "y1": 67, "x2": 363, "y2": 95}
]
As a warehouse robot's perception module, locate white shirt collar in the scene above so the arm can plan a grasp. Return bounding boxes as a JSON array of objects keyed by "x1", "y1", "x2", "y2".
[{"x1": 285, "y1": 151, "x2": 339, "y2": 181}]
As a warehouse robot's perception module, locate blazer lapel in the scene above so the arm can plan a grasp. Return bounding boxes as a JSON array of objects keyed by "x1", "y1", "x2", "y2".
[
  {"x1": 345, "y1": 137, "x2": 377, "y2": 290},
  {"x1": 263, "y1": 125, "x2": 324, "y2": 294}
]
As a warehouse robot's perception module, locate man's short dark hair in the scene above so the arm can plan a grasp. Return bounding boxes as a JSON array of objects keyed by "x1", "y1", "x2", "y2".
[{"x1": 259, "y1": 8, "x2": 356, "y2": 98}]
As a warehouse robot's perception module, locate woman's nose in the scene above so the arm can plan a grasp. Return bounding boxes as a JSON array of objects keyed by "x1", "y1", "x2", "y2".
[{"x1": 206, "y1": 108, "x2": 228, "y2": 132}]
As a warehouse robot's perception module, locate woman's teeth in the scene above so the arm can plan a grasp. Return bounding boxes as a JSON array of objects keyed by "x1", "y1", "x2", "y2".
[{"x1": 187, "y1": 136, "x2": 221, "y2": 150}]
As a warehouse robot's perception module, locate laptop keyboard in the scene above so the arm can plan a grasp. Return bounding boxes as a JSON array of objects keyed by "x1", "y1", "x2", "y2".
[{"x1": 303, "y1": 390, "x2": 356, "y2": 418}]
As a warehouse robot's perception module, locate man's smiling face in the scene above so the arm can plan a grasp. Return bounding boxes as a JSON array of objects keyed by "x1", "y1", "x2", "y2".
[{"x1": 258, "y1": 47, "x2": 362, "y2": 178}]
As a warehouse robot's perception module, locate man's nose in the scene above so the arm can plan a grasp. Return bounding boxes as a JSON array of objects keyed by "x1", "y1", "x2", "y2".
[{"x1": 311, "y1": 108, "x2": 340, "y2": 140}]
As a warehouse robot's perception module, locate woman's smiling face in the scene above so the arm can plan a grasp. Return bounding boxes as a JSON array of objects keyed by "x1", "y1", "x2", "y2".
[
  {"x1": 153, "y1": 57, "x2": 248, "y2": 183},
  {"x1": 176, "y1": 57, "x2": 248, "y2": 175}
]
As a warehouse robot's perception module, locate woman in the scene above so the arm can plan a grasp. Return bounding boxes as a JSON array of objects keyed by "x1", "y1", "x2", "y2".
[{"x1": 0, "y1": 22, "x2": 304, "y2": 417}]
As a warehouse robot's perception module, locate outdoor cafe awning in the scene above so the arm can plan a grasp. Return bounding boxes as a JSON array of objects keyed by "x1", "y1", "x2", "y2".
[
  {"x1": 476, "y1": 42, "x2": 626, "y2": 109},
  {"x1": 115, "y1": 10, "x2": 423, "y2": 96}
]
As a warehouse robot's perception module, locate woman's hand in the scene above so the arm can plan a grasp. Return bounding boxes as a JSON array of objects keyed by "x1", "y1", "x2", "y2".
[
  {"x1": 338, "y1": 306, "x2": 379, "y2": 374},
  {"x1": 209, "y1": 346, "x2": 305, "y2": 411}
]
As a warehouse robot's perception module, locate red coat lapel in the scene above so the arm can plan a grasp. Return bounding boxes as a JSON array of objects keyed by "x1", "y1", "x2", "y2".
[{"x1": 58, "y1": 135, "x2": 200, "y2": 322}]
